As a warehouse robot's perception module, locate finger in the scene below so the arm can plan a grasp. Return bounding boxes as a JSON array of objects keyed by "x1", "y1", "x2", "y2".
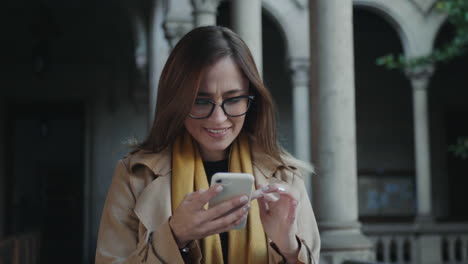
[
  {"x1": 261, "y1": 183, "x2": 288, "y2": 194},
  {"x1": 257, "y1": 196, "x2": 269, "y2": 216},
  {"x1": 287, "y1": 199, "x2": 299, "y2": 224},
  {"x1": 193, "y1": 184, "x2": 224, "y2": 207},
  {"x1": 250, "y1": 189, "x2": 264, "y2": 201},
  {"x1": 264, "y1": 184, "x2": 300, "y2": 202},
  {"x1": 253, "y1": 184, "x2": 284, "y2": 202},
  {"x1": 218, "y1": 212, "x2": 248, "y2": 233},
  {"x1": 204, "y1": 194, "x2": 249, "y2": 221},
  {"x1": 263, "y1": 193, "x2": 280, "y2": 202},
  {"x1": 183, "y1": 192, "x2": 195, "y2": 202},
  {"x1": 208, "y1": 205, "x2": 249, "y2": 234}
]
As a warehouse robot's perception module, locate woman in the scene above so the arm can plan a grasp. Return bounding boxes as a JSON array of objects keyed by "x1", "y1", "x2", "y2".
[{"x1": 95, "y1": 26, "x2": 320, "y2": 264}]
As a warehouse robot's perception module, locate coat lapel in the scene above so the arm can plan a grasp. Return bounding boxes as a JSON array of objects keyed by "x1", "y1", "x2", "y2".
[
  {"x1": 134, "y1": 175, "x2": 172, "y2": 232},
  {"x1": 129, "y1": 148, "x2": 173, "y2": 233}
]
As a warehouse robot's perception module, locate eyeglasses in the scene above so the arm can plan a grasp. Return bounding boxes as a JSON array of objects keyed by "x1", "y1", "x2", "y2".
[{"x1": 189, "y1": 95, "x2": 255, "y2": 119}]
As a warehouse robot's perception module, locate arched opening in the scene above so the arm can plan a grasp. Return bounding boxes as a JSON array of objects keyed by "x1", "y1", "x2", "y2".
[
  {"x1": 429, "y1": 22, "x2": 468, "y2": 221},
  {"x1": 353, "y1": 7, "x2": 415, "y2": 221},
  {"x1": 217, "y1": 2, "x2": 294, "y2": 152}
]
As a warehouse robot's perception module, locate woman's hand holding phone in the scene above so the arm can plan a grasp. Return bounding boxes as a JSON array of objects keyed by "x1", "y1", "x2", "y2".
[{"x1": 168, "y1": 184, "x2": 250, "y2": 249}]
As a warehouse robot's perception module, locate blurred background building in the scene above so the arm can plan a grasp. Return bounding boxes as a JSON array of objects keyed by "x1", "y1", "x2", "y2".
[{"x1": 1, "y1": 0, "x2": 467, "y2": 263}]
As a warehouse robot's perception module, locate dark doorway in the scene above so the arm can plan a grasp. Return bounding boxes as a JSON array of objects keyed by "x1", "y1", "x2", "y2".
[
  {"x1": 430, "y1": 22, "x2": 468, "y2": 220},
  {"x1": 445, "y1": 109, "x2": 468, "y2": 220},
  {"x1": 353, "y1": 8, "x2": 415, "y2": 221},
  {"x1": 6, "y1": 102, "x2": 84, "y2": 264}
]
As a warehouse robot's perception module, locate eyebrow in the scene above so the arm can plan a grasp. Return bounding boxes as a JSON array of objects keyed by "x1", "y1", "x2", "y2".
[{"x1": 197, "y1": 89, "x2": 245, "y2": 97}]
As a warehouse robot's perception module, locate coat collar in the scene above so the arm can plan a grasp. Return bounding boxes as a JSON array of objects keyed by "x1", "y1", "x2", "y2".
[{"x1": 126, "y1": 147, "x2": 172, "y2": 177}]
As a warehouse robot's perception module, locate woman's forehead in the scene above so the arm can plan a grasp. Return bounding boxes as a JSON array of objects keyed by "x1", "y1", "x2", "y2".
[{"x1": 197, "y1": 57, "x2": 249, "y2": 96}]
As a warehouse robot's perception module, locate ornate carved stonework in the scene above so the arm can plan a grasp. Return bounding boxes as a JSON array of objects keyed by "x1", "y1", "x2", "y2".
[
  {"x1": 289, "y1": 58, "x2": 310, "y2": 86},
  {"x1": 405, "y1": 65, "x2": 435, "y2": 80},
  {"x1": 409, "y1": 0, "x2": 438, "y2": 14},
  {"x1": 191, "y1": 0, "x2": 219, "y2": 13},
  {"x1": 163, "y1": 20, "x2": 193, "y2": 48},
  {"x1": 291, "y1": 0, "x2": 307, "y2": 9}
]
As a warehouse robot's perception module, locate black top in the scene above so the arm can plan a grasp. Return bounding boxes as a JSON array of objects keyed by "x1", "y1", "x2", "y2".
[{"x1": 203, "y1": 159, "x2": 229, "y2": 264}]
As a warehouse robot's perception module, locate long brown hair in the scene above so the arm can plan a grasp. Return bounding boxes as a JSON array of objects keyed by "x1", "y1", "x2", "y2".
[{"x1": 139, "y1": 26, "x2": 283, "y2": 161}]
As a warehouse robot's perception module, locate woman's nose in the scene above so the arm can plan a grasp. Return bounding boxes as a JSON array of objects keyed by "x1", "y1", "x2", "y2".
[{"x1": 209, "y1": 103, "x2": 228, "y2": 122}]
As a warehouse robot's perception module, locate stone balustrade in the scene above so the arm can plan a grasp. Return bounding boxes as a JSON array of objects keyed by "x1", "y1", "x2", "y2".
[{"x1": 360, "y1": 222, "x2": 468, "y2": 264}]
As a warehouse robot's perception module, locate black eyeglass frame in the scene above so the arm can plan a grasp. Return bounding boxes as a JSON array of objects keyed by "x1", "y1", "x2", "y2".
[{"x1": 188, "y1": 95, "x2": 255, "y2": 119}]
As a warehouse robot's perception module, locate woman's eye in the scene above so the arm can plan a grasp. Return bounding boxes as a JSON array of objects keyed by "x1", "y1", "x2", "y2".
[
  {"x1": 195, "y1": 99, "x2": 212, "y2": 105},
  {"x1": 225, "y1": 97, "x2": 242, "y2": 105}
]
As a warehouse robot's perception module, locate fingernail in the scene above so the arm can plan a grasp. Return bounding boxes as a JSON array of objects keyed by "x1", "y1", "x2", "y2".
[
  {"x1": 240, "y1": 195, "x2": 248, "y2": 203},
  {"x1": 293, "y1": 200, "x2": 298, "y2": 206},
  {"x1": 243, "y1": 204, "x2": 250, "y2": 212},
  {"x1": 216, "y1": 185, "x2": 223, "y2": 192},
  {"x1": 199, "y1": 189, "x2": 207, "y2": 193},
  {"x1": 261, "y1": 185, "x2": 270, "y2": 191},
  {"x1": 277, "y1": 186, "x2": 286, "y2": 192}
]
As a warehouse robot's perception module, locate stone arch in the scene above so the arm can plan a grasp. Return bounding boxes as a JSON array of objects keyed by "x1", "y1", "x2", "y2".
[
  {"x1": 353, "y1": 0, "x2": 409, "y2": 54},
  {"x1": 261, "y1": 6, "x2": 289, "y2": 58},
  {"x1": 354, "y1": 0, "x2": 446, "y2": 58},
  {"x1": 261, "y1": 0, "x2": 309, "y2": 59}
]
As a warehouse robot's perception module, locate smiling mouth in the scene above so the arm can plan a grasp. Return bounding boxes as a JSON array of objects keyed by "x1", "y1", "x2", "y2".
[{"x1": 205, "y1": 128, "x2": 229, "y2": 134}]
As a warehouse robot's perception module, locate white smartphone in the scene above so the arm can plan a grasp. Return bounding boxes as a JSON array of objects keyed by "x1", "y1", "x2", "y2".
[{"x1": 209, "y1": 172, "x2": 254, "y2": 229}]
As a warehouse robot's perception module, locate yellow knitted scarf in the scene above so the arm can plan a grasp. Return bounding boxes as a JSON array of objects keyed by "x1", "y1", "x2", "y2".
[{"x1": 171, "y1": 132, "x2": 268, "y2": 263}]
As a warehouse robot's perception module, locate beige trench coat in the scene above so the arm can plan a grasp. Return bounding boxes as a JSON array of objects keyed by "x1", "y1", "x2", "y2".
[{"x1": 95, "y1": 143, "x2": 320, "y2": 264}]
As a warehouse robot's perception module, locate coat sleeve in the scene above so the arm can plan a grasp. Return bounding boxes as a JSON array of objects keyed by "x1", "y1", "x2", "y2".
[
  {"x1": 267, "y1": 172, "x2": 321, "y2": 264},
  {"x1": 95, "y1": 160, "x2": 202, "y2": 264},
  {"x1": 293, "y1": 173, "x2": 320, "y2": 264}
]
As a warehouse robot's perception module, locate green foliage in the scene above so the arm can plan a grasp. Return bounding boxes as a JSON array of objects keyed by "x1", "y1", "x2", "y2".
[
  {"x1": 376, "y1": 0, "x2": 468, "y2": 69},
  {"x1": 376, "y1": 0, "x2": 468, "y2": 160},
  {"x1": 449, "y1": 137, "x2": 468, "y2": 159}
]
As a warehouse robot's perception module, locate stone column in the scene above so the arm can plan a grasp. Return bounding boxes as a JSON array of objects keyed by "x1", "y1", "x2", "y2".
[
  {"x1": 406, "y1": 66, "x2": 434, "y2": 222},
  {"x1": 164, "y1": 20, "x2": 193, "y2": 49},
  {"x1": 159, "y1": 19, "x2": 192, "y2": 124},
  {"x1": 309, "y1": 0, "x2": 373, "y2": 263},
  {"x1": 231, "y1": 0, "x2": 262, "y2": 76},
  {"x1": 191, "y1": 0, "x2": 219, "y2": 27},
  {"x1": 289, "y1": 58, "x2": 312, "y2": 196}
]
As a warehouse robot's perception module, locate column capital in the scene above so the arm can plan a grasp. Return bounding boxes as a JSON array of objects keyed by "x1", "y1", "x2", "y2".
[
  {"x1": 404, "y1": 65, "x2": 435, "y2": 80},
  {"x1": 163, "y1": 20, "x2": 193, "y2": 48},
  {"x1": 191, "y1": 0, "x2": 219, "y2": 14},
  {"x1": 291, "y1": 0, "x2": 308, "y2": 9},
  {"x1": 289, "y1": 58, "x2": 310, "y2": 86},
  {"x1": 405, "y1": 65, "x2": 434, "y2": 91}
]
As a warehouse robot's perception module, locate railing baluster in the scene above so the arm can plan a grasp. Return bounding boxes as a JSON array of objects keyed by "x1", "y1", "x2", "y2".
[
  {"x1": 461, "y1": 236, "x2": 468, "y2": 263},
  {"x1": 448, "y1": 235, "x2": 456, "y2": 263},
  {"x1": 383, "y1": 236, "x2": 391, "y2": 263},
  {"x1": 396, "y1": 236, "x2": 404, "y2": 263},
  {"x1": 410, "y1": 236, "x2": 418, "y2": 264}
]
